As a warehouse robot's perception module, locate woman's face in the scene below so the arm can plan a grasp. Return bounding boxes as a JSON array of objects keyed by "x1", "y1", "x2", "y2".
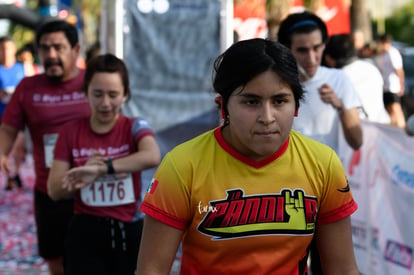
[
  {"x1": 87, "y1": 72, "x2": 126, "y2": 127},
  {"x1": 223, "y1": 70, "x2": 296, "y2": 161}
]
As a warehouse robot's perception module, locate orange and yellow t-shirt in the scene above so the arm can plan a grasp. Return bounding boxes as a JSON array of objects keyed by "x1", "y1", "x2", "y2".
[{"x1": 140, "y1": 127, "x2": 357, "y2": 274}]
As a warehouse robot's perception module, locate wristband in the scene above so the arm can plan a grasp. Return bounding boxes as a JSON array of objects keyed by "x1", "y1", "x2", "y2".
[{"x1": 106, "y1": 158, "x2": 115, "y2": 174}]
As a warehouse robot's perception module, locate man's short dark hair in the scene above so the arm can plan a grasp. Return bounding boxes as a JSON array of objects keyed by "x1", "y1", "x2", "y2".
[
  {"x1": 324, "y1": 34, "x2": 357, "y2": 68},
  {"x1": 277, "y1": 11, "x2": 328, "y2": 49},
  {"x1": 378, "y1": 33, "x2": 392, "y2": 43},
  {"x1": 35, "y1": 20, "x2": 78, "y2": 48}
]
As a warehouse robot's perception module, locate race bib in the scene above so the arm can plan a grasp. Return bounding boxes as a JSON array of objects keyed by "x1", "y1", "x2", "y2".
[
  {"x1": 80, "y1": 173, "x2": 135, "y2": 206},
  {"x1": 43, "y1": 133, "x2": 58, "y2": 168}
]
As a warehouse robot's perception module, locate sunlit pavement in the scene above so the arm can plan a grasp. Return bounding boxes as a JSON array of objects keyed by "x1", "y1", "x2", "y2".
[
  {"x1": 0, "y1": 154, "x2": 181, "y2": 274},
  {"x1": 0, "y1": 155, "x2": 49, "y2": 274}
]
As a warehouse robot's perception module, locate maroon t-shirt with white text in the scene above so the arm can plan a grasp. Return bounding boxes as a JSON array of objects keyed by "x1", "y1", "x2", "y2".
[
  {"x1": 2, "y1": 72, "x2": 91, "y2": 193},
  {"x1": 53, "y1": 116, "x2": 155, "y2": 222}
]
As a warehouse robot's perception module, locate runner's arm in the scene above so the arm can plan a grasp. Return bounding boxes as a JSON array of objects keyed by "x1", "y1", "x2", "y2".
[
  {"x1": 338, "y1": 107, "x2": 363, "y2": 150},
  {"x1": 0, "y1": 124, "x2": 19, "y2": 173},
  {"x1": 47, "y1": 159, "x2": 73, "y2": 200},
  {"x1": 111, "y1": 134, "x2": 161, "y2": 174},
  {"x1": 137, "y1": 215, "x2": 183, "y2": 274},
  {"x1": 396, "y1": 67, "x2": 405, "y2": 96},
  {"x1": 61, "y1": 134, "x2": 161, "y2": 188},
  {"x1": 316, "y1": 217, "x2": 360, "y2": 274}
]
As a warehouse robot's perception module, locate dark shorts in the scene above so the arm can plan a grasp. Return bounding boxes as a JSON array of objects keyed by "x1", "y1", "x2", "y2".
[
  {"x1": 383, "y1": 91, "x2": 401, "y2": 107},
  {"x1": 34, "y1": 189, "x2": 74, "y2": 260},
  {"x1": 64, "y1": 214, "x2": 143, "y2": 275}
]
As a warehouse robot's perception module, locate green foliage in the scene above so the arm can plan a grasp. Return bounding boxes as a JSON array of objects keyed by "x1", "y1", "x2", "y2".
[
  {"x1": 6, "y1": 0, "x2": 100, "y2": 52},
  {"x1": 372, "y1": 2, "x2": 414, "y2": 46},
  {"x1": 385, "y1": 2, "x2": 414, "y2": 46},
  {"x1": 8, "y1": 24, "x2": 35, "y2": 51},
  {"x1": 6, "y1": 0, "x2": 38, "y2": 49}
]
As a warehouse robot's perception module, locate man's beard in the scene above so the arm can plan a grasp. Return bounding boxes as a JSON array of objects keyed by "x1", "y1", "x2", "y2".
[
  {"x1": 44, "y1": 58, "x2": 63, "y2": 69},
  {"x1": 48, "y1": 74, "x2": 64, "y2": 81},
  {"x1": 44, "y1": 59, "x2": 64, "y2": 80}
]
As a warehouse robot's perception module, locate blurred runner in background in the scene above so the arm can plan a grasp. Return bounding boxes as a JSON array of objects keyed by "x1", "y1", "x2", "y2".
[{"x1": 0, "y1": 20, "x2": 91, "y2": 275}]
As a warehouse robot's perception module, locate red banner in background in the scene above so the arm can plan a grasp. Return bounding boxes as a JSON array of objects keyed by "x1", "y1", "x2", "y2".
[
  {"x1": 233, "y1": 0, "x2": 267, "y2": 40},
  {"x1": 288, "y1": 0, "x2": 350, "y2": 35},
  {"x1": 290, "y1": 0, "x2": 304, "y2": 9},
  {"x1": 312, "y1": 0, "x2": 350, "y2": 35},
  {"x1": 233, "y1": 0, "x2": 266, "y2": 19},
  {"x1": 234, "y1": 0, "x2": 350, "y2": 40}
]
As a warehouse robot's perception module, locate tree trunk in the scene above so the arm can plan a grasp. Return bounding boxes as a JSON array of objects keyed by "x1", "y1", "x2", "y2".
[
  {"x1": 350, "y1": 0, "x2": 373, "y2": 42},
  {"x1": 266, "y1": 0, "x2": 291, "y2": 41}
]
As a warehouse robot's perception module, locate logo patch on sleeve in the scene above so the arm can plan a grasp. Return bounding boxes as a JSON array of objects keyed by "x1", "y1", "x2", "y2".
[{"x1": 147, "y1": 178, "x2": 159, "y2": 194}]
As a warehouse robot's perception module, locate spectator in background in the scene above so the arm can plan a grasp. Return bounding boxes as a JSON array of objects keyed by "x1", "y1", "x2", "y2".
[
  {"x1": 0, "y1": 36, "x2": 25, "y2": 118},
  {"x1": 16, "y1": 42, "x2": 42, "y2": 76},
  {"x1": 375, "y1": 33, "x2": 406, "y2": 128},
  {"x1": 277, "y1": 11, "x2": 362, "y2": 152},
  {"x1": 324, "y1": 34, "x2": 391, "y2": 124},
  {"x1": 277, "y1": 11, "x2": 362, "y2": 274},
  {"x1": 0, "y1": 20, "x2": 91, "y2": 275},
  {"x1": 0, "y1": 36, "x2": 26, "y2": 191},
  {"x1": 359, "y1": 41, "x2": 378, "y2": 60}
]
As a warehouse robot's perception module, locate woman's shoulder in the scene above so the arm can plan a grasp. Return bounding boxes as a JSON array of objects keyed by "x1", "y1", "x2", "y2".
[
  {"x1": 170, "y1": 128, "x2": 217, "y2": 155},
  {"x1": 290, "y1": 130, "x2": 336, "y2": 156}
]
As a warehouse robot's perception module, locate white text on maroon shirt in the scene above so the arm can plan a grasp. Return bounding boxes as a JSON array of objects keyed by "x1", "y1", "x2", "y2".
[
  {"x1": 72, "y1": 144, "x2": 130, "y2": 159},
  {"x1": 33, "y1": 91, "x2": 85, "y2": 104}
]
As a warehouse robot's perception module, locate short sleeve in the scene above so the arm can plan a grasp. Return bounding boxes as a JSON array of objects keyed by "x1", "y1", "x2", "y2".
[
  {"x1": 339, "y1": 71, "x2": 362, "y2": 110},
  {"x1": 317, "y1": 151, "x2": 357, "y2": 225},
  {"x1": 389, "y1": 48, "x2": 403, "y2": 69},
  {"x1": 140, "y1": 152, "x2": 191, "y2": 230},
  {"x1": 131, "y1": 117, "x2": 155, "y2": 143}
]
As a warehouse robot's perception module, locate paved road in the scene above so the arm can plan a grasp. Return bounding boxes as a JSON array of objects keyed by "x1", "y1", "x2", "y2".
[{"x1": 0, "y1": 155, "x2": 182, "y2": 274}]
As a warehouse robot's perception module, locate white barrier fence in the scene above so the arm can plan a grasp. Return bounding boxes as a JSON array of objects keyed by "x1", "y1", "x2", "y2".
[{"x1": 338, "y1": 120, "x2": 414, "y2": 275}]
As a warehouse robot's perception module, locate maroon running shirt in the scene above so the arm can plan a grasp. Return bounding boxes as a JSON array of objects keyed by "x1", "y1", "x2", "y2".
[
  {"x1": 53, "y1": 116, "x2": 154, "y2": 222},
  {"x1": 2, "y1": 72, "x2": 91, "y2": 193}
]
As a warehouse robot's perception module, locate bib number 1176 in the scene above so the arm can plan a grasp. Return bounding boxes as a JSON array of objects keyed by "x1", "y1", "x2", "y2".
[{"x1": 81, "y1": 174, "x2": 135, "y2": 206}]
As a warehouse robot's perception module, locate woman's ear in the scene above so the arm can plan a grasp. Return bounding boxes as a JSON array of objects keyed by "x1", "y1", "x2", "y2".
[
  {"x1": 215, "y1": 94, "x2": 226, "y2": 119},
  {"x1": 220, "y1": 97, "x2": 226, "y2": 119}
]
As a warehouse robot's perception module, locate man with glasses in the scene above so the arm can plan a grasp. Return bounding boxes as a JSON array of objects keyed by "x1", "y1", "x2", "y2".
[{"x1": 0, "y1": 20, "x2": 90, "y2": 275}]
